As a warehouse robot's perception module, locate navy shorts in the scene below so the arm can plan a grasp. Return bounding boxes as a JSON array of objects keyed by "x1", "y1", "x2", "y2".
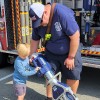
[
  {"x1": 45, "y1": 49, "x2": 82, "y2": 80},
  {"x1": 13, "y1": 83, "x2": 26, "y2": 96}
]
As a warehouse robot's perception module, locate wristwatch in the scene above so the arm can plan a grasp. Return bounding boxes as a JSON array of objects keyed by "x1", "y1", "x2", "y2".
[{"x1": 68, "y1": 56, "x2": 75, "y2": 60}]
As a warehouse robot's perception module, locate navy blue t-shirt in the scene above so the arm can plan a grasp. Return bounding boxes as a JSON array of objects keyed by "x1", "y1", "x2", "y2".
[{"x1": 32, "y1": 3, "x2": 79, "y2": 55}]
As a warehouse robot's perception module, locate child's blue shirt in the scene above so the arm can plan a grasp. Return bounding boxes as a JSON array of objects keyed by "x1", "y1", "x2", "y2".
[{"x1": 13, "y1": 56, "x2": 37, "y2": 84}]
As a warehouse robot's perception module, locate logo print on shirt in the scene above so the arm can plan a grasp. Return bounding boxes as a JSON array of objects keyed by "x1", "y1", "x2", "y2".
[
  {"x1": 31, "y1": 16, "x2": 36, "y2": 21},
  {"x1": 54, "y1": 22, "x2": 62, "y2": 31}
]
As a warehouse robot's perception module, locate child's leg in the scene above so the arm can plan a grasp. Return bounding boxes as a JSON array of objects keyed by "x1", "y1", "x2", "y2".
[
  {"x1": 17, "y1": 93, "x2": 25, "y2": 100},
  {"x1": 13, "y1": 84, "x2": 26, "y2": 100}
]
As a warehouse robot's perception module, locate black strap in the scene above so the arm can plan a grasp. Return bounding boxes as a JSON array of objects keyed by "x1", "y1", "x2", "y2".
[
  {"x1": 42, "y1": 3, "x2": 56, "y2": 46},
  {"x1": 46, "y1": 3, "x2": 56, "y2": 33}
]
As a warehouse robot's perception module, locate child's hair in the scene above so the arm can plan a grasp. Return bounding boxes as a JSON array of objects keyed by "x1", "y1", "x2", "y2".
[
  {"x1": 25, "y1": 43, "x2": 30, "y2": 55},
  {"x1": 25, "y1": 43, "x2": 30, "y2": 49},
  {"x1": 17, "y1": 43, "x2": 30, "y2": 57}
]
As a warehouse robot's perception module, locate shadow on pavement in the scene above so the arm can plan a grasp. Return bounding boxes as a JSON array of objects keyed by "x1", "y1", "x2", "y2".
[
  {"x1": 0, "y1": 66, "x2": 100, "y2": 100},
  {"x1": 0, "y1": 75, "x2": 46, "y2": 100},
  {"x1": 77, "y1": 67, "x2": 100, "y2": 98}
]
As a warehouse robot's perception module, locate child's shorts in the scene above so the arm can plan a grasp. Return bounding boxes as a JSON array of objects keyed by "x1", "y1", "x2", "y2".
[{"x1": 13, "y1": 84, "x2": 26, "y2": 96}]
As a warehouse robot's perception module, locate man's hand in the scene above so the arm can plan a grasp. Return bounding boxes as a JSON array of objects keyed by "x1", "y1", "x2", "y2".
[
  {"x1": 29, "y1": 56, "x2": 34, "y2": 66},
  {"x1": 64, "y1": 58, "x2": 75, "y2": 70}
]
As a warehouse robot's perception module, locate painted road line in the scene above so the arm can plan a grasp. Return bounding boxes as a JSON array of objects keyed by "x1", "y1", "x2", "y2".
[{"x1": 0, "y1": 73, "x2": 13, "y2": 82}]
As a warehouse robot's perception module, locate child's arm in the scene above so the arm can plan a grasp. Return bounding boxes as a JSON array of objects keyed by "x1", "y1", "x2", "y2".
[{"x1": 15, "y1": 61, "x2": 40, "y2": 76}]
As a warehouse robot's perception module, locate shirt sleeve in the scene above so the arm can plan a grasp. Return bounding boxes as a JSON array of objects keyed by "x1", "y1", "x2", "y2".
[
  {"x1": 15, "y1": 60, "x2": 37, "y2": 76},
  {"x1": 59, "y1": 9, "x2": 79, "y2": 36},
  {"x1": 32, "y1": 28, "x2": 41, "y2": 40}
]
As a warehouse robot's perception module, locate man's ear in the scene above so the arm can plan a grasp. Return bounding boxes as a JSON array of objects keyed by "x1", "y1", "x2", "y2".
[
  {"x1": 43, "y1": 10, "x2": 48, "y2": 16},
  {"x1": 42, "y1": 11, "x2": 48, "y2": 20}
]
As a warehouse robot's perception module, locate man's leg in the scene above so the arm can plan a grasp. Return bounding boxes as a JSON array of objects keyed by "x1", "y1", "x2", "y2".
[
  {"x1": 64, "y1": 51, "x2": 82, "y2": 94},
  {"x1": 46, "y1": 84, "x2": 52, "y2": 98},
  {"x1": 66, "y1": 79, "x2": 79, "y2": 94},
  {"x1": 45, "y1": 80, "x2": 52, "y2": 100}
]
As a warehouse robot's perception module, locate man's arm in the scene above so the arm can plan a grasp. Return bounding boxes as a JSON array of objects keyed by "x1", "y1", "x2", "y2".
[
  {"x1": 64, "y1": 30, "x2": 80, "y2": 70},
  {"x1": 69, "y1": 30, "x2": 80, "y2": 58},
  {"x1": 30, "y1": 39, "x2": 40, "y2": 56}
]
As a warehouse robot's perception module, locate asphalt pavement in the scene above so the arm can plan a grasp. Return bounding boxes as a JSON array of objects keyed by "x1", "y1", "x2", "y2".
[{"x1": 0, "y1": 66, "x2": 100, "y2": 100}]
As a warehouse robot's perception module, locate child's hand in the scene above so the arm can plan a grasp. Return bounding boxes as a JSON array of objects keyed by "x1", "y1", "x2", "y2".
[
  {"x1": 29, "y1": 56, "x2": 34, "y2": 63},
  {"x1": 35, "y1": 67, "x2": 41, "y2": 72},
  {"x1": 29, "y1": 57, "x2": 35, "y2": 66}
]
